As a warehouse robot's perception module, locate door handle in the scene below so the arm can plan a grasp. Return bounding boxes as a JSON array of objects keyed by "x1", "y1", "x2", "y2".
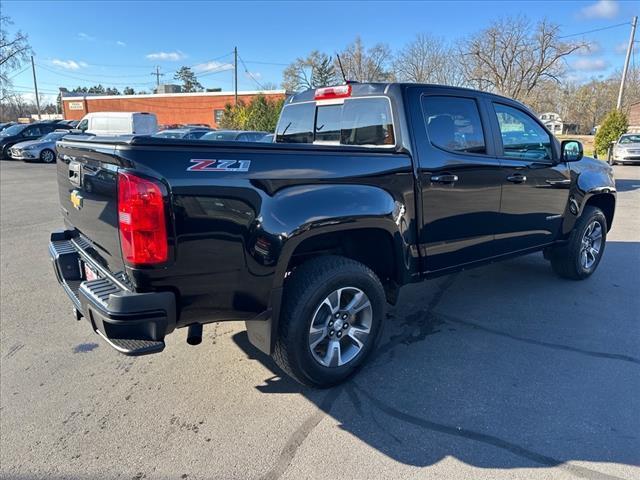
[
  {"x1": 431, "y1": 174, "x2": 459, "y2": 184},
  {"x1": 506, "y1": 174, "x2": 527, "y2": 184}
]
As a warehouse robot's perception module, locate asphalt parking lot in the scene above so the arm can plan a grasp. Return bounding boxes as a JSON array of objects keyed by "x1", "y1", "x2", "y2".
[{"x1": 1, "y1": 160, "x2": 638, "y2": 480}]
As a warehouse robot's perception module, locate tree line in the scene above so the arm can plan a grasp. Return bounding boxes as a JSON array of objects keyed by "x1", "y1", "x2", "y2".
[{"x1": 282, "y1": 17, "x2": 639, "y2": 134}]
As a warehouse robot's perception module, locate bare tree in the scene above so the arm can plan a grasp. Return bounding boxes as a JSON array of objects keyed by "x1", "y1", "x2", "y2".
[
  {"x1": 460, "y1": 17, "x2": 585, "y2": 102},
  {"x1": 282, "y1": 51, "x2": 335, "y2": 92},
  {"x1": 337, "y1": 37, "x2": 394, "y2": 82},
  {"x1": 0, "y1": 15, "x2": 32, "y2": 99},
  {"x1": 394, "y1": 33, "x2": 465, "y2": 86}
]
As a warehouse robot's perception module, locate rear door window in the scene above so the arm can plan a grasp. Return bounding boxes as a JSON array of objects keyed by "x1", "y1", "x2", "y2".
[
  {"x1": 276, "y1": 97, "x2": 395, "y2": 146},
  {"x1": 421, "y1": 96, "x2": 487, "y2": 154}
]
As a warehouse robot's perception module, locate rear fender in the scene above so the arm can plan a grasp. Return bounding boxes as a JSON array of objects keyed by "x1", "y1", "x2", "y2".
[{"x1": 246, "y1": 183, "x2": 415, "y2": 354}]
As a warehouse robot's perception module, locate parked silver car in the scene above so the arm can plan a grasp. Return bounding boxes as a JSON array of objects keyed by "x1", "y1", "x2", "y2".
[
  {"x1": 9, "y1": 131, "x2": 69, "y2": 163},
  {"x1": 612, "y1": 134, "x2": 640, "y2": 165}
]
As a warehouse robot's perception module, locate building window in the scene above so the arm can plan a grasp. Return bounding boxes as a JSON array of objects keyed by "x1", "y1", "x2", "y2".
[{"x1": 214, "y1": 109, "x2": 224, "y2": 125}]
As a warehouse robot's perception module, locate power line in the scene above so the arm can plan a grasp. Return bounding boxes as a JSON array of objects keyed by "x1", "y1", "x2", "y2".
[
  {"x1": 196, "y1": 65, "x2": 235, "y2": 78},
  {"x1": 238, "y1": 54, "x2": 265, "y2": 89},
  {"x1": 36, "y1": 63, "x2": 155, "y2": 86},
  {"x1": 242, "y1": 59, "x2": 289, "y2": 66},
  {"x1": 7, "y1": 65, "x2": 31, "y2": 80},
  {"x1": 559, "y1": 21, "x2": 631, "y2": 39}
]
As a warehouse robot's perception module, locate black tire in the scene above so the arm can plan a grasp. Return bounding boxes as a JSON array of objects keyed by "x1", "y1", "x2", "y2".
[
  {"x1": 272, "y1": 255, "x2": 385, "y2": 387},
  {"x1": 39, "y1": 149, "x2": 56, "y2": 164},
  {"x1": 549, "y1": 205, "x2": 607, "y2": 280}
]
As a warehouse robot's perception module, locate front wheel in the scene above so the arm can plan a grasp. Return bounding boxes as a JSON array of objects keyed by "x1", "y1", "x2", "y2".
[
  {"x1": 39, "y1": 149, "x2": 56, "y2": 163},
  {"x1": 272, "y1": 256, "x2": 385, "y2": 387},
  {"x1": 549, "y1": 205, "x2": 607, "y2": 280}
]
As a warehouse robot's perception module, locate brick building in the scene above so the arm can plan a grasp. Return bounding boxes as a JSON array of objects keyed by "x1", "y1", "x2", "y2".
[
  {"x1": 61, "y1": 90, "x2": 286, "y2": 128},
  {"x1": 628, "y1": 100, "x2": 640, "y2": 133}
]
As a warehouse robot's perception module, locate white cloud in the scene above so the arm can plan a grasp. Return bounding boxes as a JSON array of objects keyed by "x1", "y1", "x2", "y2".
[
  {"x1": 146, "y1": 50, "x2": 186, "y2": 61},
  {"x1": 580, "y1": 0, "x2": 619, "y2": 19},
  {"x1": 52, "y1": 59, "x2": 88, "y2": 70},
  {"x1": 614, "y1": 42, "x2": 628, "y2": 53},
  {"x1": 572, "y1": 57, "x2": 610, "y2": 71},
  {"x1": 193, "y1": 61, "x2": 234, "y2": 73},
  {"x1": 77, "y1": 32, "x2": 96, "y2": 41},
  {"x1": 19, "y1": 92, "x2": 58, "y2": 105},
  {"x1": 116, "y1": 40, "x2": 126, "y2": 47}
]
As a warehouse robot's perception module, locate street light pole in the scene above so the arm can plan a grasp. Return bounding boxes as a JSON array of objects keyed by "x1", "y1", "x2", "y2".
[
  {"x1": 234, "y1": 46, "x2": 238, "y2": 106},
  {"x1": 617, "y1": 16, "x2": 637, "y2": 110},
  {"x1": 31, "y1": 56, "x2": 41, "y2": 120}
]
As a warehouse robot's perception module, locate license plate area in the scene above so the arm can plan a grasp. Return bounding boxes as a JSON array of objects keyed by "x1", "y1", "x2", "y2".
[{"x1": 82, "y1": 261, "x2": 99, "y2": 281}]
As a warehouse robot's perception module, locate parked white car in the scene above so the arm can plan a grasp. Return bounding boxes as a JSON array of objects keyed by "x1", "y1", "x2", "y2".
[
  {"x1": 77, "y1": 112, "x2": 158, "y2": 136},
  {"x1": 612, "y1": 134, "x2": 640, "y2": 165},
  {"x1": 9, "y1": 130, "x2": 69, "y2": 163}
]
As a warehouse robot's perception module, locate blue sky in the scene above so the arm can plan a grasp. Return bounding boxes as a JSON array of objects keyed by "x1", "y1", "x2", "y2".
[{"x1": 4, "y1": 0, "x2": 638, "y2": 102}]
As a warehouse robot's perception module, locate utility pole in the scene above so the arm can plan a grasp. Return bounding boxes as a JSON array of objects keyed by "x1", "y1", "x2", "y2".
[
  {"x1": 617, "y1": 15, "x2": 637, "y2": 110},
  {"x1": 234, "y1": 46, "x2": 238, "y2": 105},
  {"x1": 31, "y1": 56, "x2": 41, "y2": 120},
  {"x1": 151, "y1": 66, "x2": 164, "y2": 88}
]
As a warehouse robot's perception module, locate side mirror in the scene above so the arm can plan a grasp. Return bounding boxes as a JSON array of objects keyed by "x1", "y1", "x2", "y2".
[{"x1": 561, "y1": 140, "x2": 583, "y2": 162}]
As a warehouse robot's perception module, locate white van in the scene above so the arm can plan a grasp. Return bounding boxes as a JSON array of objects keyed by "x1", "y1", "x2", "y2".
[{"x1": 77, "y1": 112, "x2": 158, "y2": 136}]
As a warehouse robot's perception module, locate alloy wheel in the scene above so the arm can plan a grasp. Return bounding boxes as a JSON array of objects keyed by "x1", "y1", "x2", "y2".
[
  {"x1": 308, "y1": 287, "x2": 373, "y2": 368},
  {"x1": 580, "y1": 220, "x2": 603, "y2": 270}
]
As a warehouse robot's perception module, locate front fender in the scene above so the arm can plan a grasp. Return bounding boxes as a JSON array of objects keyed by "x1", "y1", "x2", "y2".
[{"x1": 562, "y1": 158, "x2": 616, "y2": 235}]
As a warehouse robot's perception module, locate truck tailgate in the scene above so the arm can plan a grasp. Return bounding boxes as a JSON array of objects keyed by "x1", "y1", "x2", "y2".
[{"x1": 56, "y1": 139, "x2": 126, "y2": 273}]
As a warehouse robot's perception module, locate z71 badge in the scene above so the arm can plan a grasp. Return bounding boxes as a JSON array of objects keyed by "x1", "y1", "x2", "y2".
[{"x1": 187, "y1": 159, "x2": 251, "y2": 172}]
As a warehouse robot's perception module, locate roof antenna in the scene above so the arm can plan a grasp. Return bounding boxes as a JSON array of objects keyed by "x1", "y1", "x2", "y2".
[{"x1": 336, "y1": 54, "x2": 347, "y2": 84}]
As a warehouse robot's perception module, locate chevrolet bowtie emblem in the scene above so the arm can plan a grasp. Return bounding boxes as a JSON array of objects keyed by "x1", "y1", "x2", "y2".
[{"x1": 70, "y1": 190, "x2": 83, "y2": 210}]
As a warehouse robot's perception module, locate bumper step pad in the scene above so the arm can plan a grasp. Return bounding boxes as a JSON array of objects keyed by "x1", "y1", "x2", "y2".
[{"x1": 49, "y1": 231, "x2": 175, "y2": 356}]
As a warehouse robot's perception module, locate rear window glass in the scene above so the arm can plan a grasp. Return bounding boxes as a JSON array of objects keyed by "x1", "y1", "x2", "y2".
[
  {"x1": 276, "y1": 97, "x2": 395, "y2": 146},
  {"x1": 275, "y1": 103, "x2": 315, "y2": 143}
]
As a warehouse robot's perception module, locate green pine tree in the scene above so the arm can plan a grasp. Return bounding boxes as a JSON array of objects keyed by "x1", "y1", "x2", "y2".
[{"x1": 594, "y1": 110, "x2": 628, "y2": 156}]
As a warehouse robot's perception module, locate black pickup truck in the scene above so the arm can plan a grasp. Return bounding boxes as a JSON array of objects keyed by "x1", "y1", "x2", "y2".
[{"x1": 49, "y1": 83, "x2": 616, "y2": 386}]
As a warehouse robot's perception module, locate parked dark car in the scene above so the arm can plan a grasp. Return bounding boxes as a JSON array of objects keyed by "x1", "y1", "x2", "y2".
[
  {"x1": 200, "y1": 130, "x2": 269, "y2": 142},
  {"x1": 49, "y1": 83, "x2": 616, "y2": 387},
  {"x1": 1, "y1": 122, "x2": 70, "y2": 159},
  {"x1": 153, "y1": 127, "x2": 212, "y2": 140}
]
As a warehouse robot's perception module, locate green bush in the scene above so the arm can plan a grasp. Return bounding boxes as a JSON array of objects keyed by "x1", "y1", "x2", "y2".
[
  {"x1": 594, "y1": 110, "x2": 628, "y2": 156},
  {"x1": 219, "y1": 95, "x2": 285, "y2": 132}
]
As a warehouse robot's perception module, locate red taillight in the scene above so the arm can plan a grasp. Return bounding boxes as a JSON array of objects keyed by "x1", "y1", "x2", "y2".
[
  {"x1": 117, "y1": 171, "x2": 168, "y2": 266},
  {"x1": 314, "y1": 84, "x2": 352, "y2": 100}
]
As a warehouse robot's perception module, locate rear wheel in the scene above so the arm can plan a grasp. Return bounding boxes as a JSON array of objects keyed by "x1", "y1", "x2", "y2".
[
  {"x1": 548, "y1": 206, "x2": 607, "y2": 280},
  {"x1": 40, "y1": 149, "x2": 56, "y2": 163},
  {"x1": 272, "y1": 256, "x2": 385, "y2": 387}
]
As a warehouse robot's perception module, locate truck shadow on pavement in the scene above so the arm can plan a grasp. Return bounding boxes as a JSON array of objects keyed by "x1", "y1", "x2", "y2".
[{"x1": 233, "y1": 242, "x2": 640, "y2": 476}]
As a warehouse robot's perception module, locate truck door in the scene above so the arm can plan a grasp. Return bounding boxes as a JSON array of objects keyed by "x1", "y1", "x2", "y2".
[
  {"x1": 407, "y1": 87, "x2": 503, "y2": 273},
  {"x1": 488, "y1": 102, "x2": 571, "y2": 254}
]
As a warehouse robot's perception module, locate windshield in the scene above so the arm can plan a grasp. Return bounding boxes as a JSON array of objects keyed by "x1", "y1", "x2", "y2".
[
  {"x1": 275, "y1": 97, "x2": 395, "y2": 146},
  {"x1": 0, "y1": 124, "x2": 26, "y2": 136},
  {"x1": 201, "y1": 131, "x2": 240, "y2": 141},
  {"x1": 619, "y1": 135, "x2": 640, "y2": 144},
  {"x1": 154, "y1": 130, "x2": 186, "y2": 138}
]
